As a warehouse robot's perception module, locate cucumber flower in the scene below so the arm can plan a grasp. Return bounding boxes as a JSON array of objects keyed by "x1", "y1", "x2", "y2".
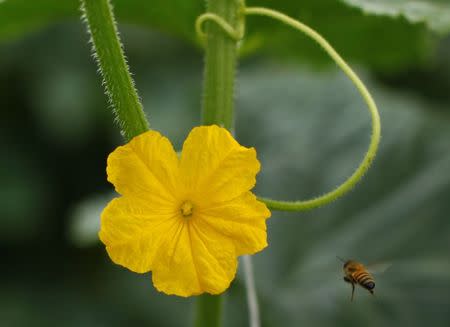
[{"x1": 99, "y1": 125, "x2": 270, "y2": 296}]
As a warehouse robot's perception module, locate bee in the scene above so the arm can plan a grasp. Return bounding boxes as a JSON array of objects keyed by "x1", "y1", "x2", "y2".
[{"x1": 337, "y1": 257, "x2": 390, "y2": 301}]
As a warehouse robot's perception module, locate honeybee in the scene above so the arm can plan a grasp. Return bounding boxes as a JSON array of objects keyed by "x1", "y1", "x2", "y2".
[{"x1": 337, "y1": 257, "x2": 390, "y2": 301}]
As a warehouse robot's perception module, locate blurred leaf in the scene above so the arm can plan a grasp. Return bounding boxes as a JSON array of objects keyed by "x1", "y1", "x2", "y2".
[
  {"x1": 340, "y1": 0, "x2": 450, "y2": 34},
  {"x1": 0, "y1": 0, "x2": 78, "y2": 40},
  {"x1": 32, "y1": 68, "x2": 101, "y2": 146},
  {"x1": 0, "y1": 0, "x2": 441, "y2": 71},
  {"x1": 0, "y1": 150, "x2": 51, "y2": 241},
  {"x1": 0, "y1": 256, "x2": 193, "y2": 327},
  {"x1": 232, "y1": 64, "x2": 450, "y2": 327},
  {"x1": 67, "y1": 193, "x2": 113, "y2": 248},
  {"x1": 0, "y1": 0, "x2": 200, "y2": 42},
  {"x1": 246, "y1": 0, "x2": 434, "y2": 71}
]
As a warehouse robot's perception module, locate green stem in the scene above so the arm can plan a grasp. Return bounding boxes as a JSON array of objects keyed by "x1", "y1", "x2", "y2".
[
  {"x1": 201, "y1": 0, "x2": 244, "y2": 130},
  {"x1": 196, "y1": 1, "x2": 244, "y2": 326},
  {"x1": 195, "y1": 295, "x2": 223, "y2": 327},
  {"x1": 80, "y1": 0, "x2": 149, "y2": 141}
]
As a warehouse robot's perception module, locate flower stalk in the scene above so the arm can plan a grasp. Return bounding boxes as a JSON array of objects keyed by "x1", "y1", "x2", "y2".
[
  {"x1": 194, "y1": 295, "x2": 224, "y2": 327},
  {"x1": 80, "y1": 0, "x2": 149, "y2": 141},
  {"x1": 201, "y1": 0, "x2": 244, "y2": 131},
  {"x1": 197, "y1": 0, "x2": 244, "y2": 326}
]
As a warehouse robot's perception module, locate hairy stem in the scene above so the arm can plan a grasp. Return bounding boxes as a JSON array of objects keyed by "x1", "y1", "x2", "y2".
[{"x1": 80, "y1": 0, "x2": 149, "y2": 141}]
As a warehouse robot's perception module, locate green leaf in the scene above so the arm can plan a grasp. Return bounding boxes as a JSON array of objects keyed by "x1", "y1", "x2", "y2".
[
  {"x1": 339, "y1": 0, "x2": 450, "y2": 34},
  {"x1": 0, "y1": 0, "x2": 440, "y2": 71},
  {"x1": 0, "y1": 0, "x2": 78, "y2": 41},
  {"x1": 246, "y1": 0, "x2": 434, "y2": 71}
]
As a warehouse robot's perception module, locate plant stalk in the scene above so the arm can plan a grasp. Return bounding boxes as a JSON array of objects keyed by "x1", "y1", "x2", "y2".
[
  {"x1": 196, "y1": 0, "x2": 243, "y2": 326},
  {"x1": 81, "y1": 0, "x2": 149, "y2": 141},
  {"x1": 194, "y1": 294, "x2": 224, "y2": 327},
  {"x1": 201, "y1": 0, "x2": 242, "y2": 131}
]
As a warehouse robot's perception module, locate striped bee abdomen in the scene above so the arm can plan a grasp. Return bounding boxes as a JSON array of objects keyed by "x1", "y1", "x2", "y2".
[{"x1": 352, "y1": 271, "x2": 375, "y2": 291}]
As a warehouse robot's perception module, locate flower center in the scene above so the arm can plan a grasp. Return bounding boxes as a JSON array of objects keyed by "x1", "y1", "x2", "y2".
[{"x1": 180, "y1": 201, "x2": 194, "y2": 217}]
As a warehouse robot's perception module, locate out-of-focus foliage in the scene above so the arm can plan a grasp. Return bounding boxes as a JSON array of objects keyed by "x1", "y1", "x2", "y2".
[
  {"x1": 1, "y1": 0, "x2": 450, "y2": 70},
  {"x1": 235, "y1": 66, "x2": 450, "y2": 327},
  {"x1": 0, "y1": 0, "x2": 79, "y2": 40},
  {"x1": 245, "y1": 0, "x2": 432, "y2": 71},
  {"x1": 67, "y1": 193, "x2": 112, "y2": 248},
  {"x1": 1, "y1": 5, "x2": 450, "y2": 327},
  {"x1": 340, "y1": 0, "x2": 450, "y2": 34}
]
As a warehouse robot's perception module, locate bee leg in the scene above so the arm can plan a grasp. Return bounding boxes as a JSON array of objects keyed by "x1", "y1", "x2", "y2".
[
  {"x1": 350, "y1": 282, "x2": 355, "y2": 302},
  {"x1": 343, "y1": 276, "x2": 351, "y2": 283}
]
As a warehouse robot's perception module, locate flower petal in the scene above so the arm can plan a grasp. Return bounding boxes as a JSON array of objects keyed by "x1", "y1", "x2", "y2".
[
  {"x1": 152, "y1": 221, "x2": 238, "y2": 296},
  {"x1": 107, "y1": 130, "x2": 179, "y2": 203},
  {"x1": 198, "y1": 192, "x2": 271, "y2": 255},
  {"x1": 180, "y1": 125, "x2": 260, "y2": 204},
  {"x1": 99, "y1": 196, "x2": 180, "y2": 273}
]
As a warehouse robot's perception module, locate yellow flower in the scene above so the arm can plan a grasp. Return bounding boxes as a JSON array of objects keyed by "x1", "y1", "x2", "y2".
[{"x1": 99, "y1": 125, "x2": 271, "y2": 297}]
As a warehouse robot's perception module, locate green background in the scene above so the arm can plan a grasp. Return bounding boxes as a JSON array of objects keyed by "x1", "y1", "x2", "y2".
[{"x1": 1, "y1": 0, "x2": 450, "y2": 326}]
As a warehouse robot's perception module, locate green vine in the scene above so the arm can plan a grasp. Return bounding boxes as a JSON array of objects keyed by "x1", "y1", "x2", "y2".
[{"x1": 196, "y1": 6, "x2": 381, "y2": 212}]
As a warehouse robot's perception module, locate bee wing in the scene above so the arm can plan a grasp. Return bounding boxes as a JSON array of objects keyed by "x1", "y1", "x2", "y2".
[{"x1": 366, "y1": 262, "x2": 392, "y2": 275}]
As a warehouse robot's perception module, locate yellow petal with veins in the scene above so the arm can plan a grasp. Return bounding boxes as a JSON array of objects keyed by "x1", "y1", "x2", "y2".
[
  {"x1": 180, "y1": 125, "x2": 259, "y2": 206},
  {"x1": 100, "y1": 196, "x2": 180, "y2": 273},
  {"x1": 199, "y1": 192, "x2": 270, "y2": 255},
  {"x1": 152, "y1": 221, "x2": 237, "y2": 297},
  {"x1": 107, "y1": 130, "x2": 180, "y2": 203}
]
